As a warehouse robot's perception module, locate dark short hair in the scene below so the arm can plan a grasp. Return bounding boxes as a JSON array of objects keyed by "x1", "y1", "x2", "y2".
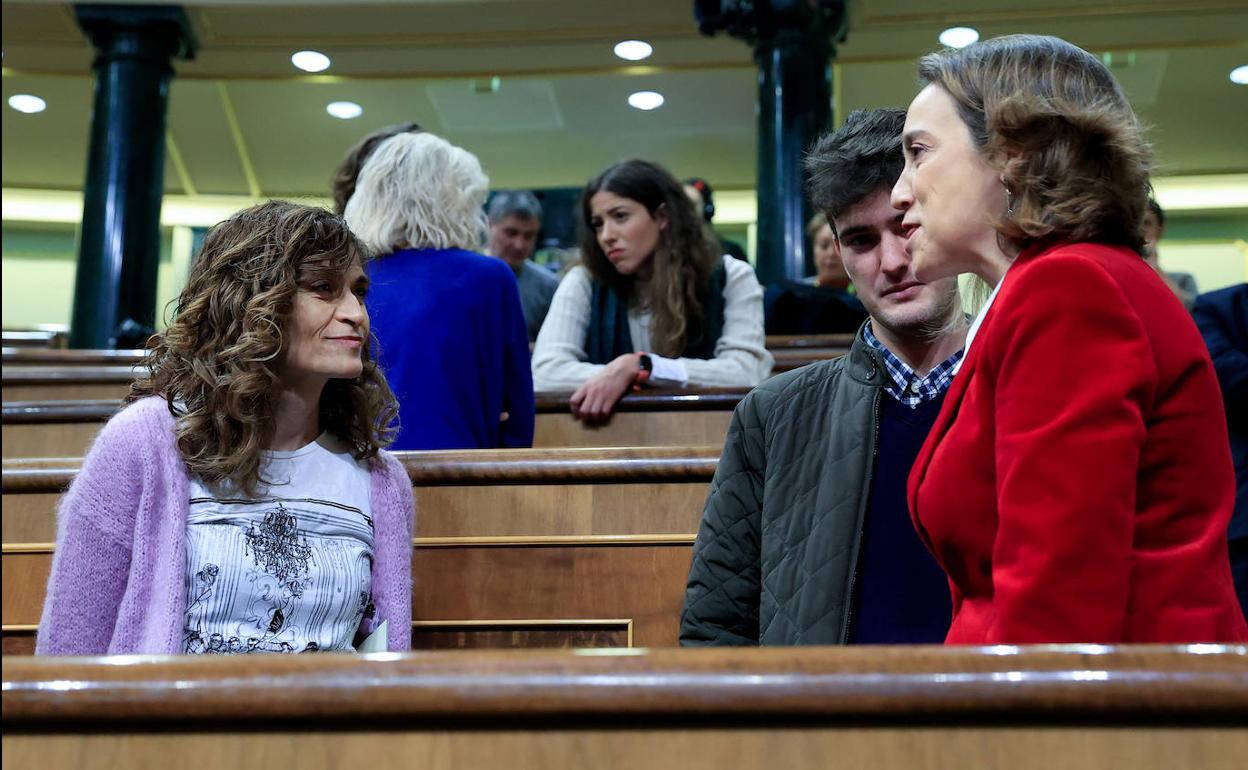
[
  {"x1": 487, "y1": 190, "x2": 543, "y2": 223},
  {"x1": 684, "y1": 177, "x2": 716, "y2": 222},
  {"x1": 805, "y1": 108, "x2": 906, "y2": 228},
  {"x1": 1148, "y1": 198, "x2": 1165, "y2": 227},
  {"x1": 330, "y1": 122, "x2": 422, "y2": 215}
]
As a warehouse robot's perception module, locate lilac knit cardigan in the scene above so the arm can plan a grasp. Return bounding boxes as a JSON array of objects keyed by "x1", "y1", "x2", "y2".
[{"x1": 36, "y1": 396, "x2": 416, "y2": 655}]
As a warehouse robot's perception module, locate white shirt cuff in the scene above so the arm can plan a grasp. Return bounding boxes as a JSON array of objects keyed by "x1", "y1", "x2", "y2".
[{"x1": 649, "y1": 354, "x2": 689, "y2": 387}]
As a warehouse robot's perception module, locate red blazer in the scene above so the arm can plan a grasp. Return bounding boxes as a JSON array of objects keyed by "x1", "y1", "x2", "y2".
[{"x1": 909, "y1": 242, "x2": 1248, "y2": 644}]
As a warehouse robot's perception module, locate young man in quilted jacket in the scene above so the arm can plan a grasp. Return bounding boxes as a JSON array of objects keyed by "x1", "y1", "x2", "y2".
[{"x1": 681, "y1": 109, "x2": 968, "y2": 645}]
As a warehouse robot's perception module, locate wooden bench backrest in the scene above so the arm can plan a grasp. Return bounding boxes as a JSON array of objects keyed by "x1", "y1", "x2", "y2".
[
  {"x1": 3, "y1": 447, "x2": 719, "y2": 652},
  {"x1": 2, "y1": 390, "x2": 750, "y2": 455}
]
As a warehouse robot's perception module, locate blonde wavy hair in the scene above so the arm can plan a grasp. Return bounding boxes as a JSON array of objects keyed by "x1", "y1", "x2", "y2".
[
  {"x1": 343, "y1": 132, "x2": 489, "y2": 255},
  {"x1": 579, "y1": 159, "x2": 721, "y2": 357},
  {"x1": 918, "y1": 34, "x2": 1153, "y2": 254},
  {"x1": 129, "y1": 200, "x2": 398, "y2": 495}
]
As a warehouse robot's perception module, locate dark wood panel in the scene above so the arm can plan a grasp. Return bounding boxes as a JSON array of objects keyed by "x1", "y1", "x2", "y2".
[
  {"x1": 3, "y1": 544, "x2": 692, "y2": 647},
  {"x1": 3, "y1": 630, "x2": 35, "y2": 655},
  {"x1": 0, "y1": 623, "x2": 629, "y2": 655},
  {"x1": 412, "y1": 622, "x2": 628, "y2": 649},
  {"x1": 1, "y1": 366, "x2": 139, "y2": 384},
  {"x1": 2, "y1": 384, "x2": 131, "y2": 402},
  {"x1": 414, "y1": 544, "x2": 690, "y2": 647},
  {"x1": 2, "y1": 349, "x2": 146, "y2": 365}
]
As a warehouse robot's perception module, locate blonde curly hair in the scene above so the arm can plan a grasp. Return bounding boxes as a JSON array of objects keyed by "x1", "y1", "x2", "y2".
[{"x1": 129, "y1": 200, "x2": 398, "y2": 495}]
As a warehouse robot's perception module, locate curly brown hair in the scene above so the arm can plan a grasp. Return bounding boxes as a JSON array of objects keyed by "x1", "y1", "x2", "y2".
[
  {"x1": 129, "y1": 200, "x2": 398, "y2": 495},
  {"x1": 578, "y1": 159, "x2": 721, "y2": 357},
  {"x1": 917, "y1": 34, "x2": 1153, "y2": 254}
]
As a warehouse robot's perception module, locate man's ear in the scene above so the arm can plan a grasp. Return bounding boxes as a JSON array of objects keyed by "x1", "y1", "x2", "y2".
[{"x1": 654, "y1": 203, "x2": 669, "y2": 231}]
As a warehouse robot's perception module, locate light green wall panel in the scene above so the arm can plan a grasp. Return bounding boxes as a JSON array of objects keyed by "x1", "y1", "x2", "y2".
[{"x1": 2, "y1": 224, "x2": 177, "y2": 331}]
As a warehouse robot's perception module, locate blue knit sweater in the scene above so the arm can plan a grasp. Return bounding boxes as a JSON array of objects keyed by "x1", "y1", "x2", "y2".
[{"x1": 367, "y1": 247, "x2": 535, "y2": 450}]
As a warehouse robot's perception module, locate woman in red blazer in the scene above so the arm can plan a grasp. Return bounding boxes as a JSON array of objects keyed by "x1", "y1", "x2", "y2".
[{"x1": 890, "y1": 34, "x2": 1248, "y2": 644}]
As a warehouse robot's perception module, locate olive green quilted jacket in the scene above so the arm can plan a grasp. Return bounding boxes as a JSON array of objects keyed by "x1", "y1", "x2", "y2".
[{"x1": 680, "y1": 331, "x2": 891, "y2": 645}]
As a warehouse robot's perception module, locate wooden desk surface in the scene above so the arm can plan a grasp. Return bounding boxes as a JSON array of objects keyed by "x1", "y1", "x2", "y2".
[{"x1": 4, "y1": 645, "x2": 1245, "y2": 724}]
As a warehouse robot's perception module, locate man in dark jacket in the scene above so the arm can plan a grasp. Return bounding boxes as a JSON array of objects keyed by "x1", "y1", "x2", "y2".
[{"x1": 681, "y1": 109, "x2": 968, "y2": 645}]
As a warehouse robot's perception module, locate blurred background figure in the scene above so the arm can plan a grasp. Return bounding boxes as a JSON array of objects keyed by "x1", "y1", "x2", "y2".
[
  {"x1": 345, "y1": 132, "x2": 535, "y2": 450},
  {"x1": 330, "y1": 121, "x2": 422, "y2": 216},
  {"x1": 762, "y1": 211, "x2": 868, "y2": 335},
  {"x1": 808, "y1": 212, "x2": 852, "y2": 291},
  {"x1": 1142, "y1": 199, "x2": 1199, "y2": 310},
  {"x1": 684, "y1": 176, "x2": 749, "y2": 262},
  {"x1": 534, "y1": 159, "x2": 771, "y2": 423},
  {"x1": 1192, "y1": 283, "x2": 1248, "y2": 619},
  {"x1": 486, "y1": 190, "x2": 559, "y2": 342}
]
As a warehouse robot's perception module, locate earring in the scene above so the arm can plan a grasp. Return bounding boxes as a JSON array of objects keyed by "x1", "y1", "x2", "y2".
[{"x1": 1003, "y1": 181, "x2": 1015, "y2": 218}]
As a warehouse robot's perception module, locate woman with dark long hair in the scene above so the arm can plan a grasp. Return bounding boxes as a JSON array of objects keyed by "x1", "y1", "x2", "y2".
[
  {"x1": 38, "y1": 201, "x2": 415, "y2": 655},
  {"x1": 892, "y1": 34, "x2": 1246, "y2": 643},
  {"x1": 532, "y1": 159, "x2": 771, "y2": 422}
]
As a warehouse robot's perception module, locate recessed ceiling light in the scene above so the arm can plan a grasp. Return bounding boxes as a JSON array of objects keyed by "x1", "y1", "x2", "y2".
[
  {"x1": 1231, "y1": 65, "x2": 1248, "y2": 85},
  {"x1": 8, "y1": 94, "x2": 46, "y2": 114},
  {"x1": 292, "y1": 50, "x2": 331, "y2": 73},
  {"x1": 939, "y1": 27, "x2": 980, "y2": 49},
  {"x1": 614, "y1": 40, "x2": 653, "y2": 62},
  {"x1": 326, "y1": 101, "x2": 362, "y2": 119},
  {"x1": 628, "y1": 91, "x2": 664, "y2": 111}
]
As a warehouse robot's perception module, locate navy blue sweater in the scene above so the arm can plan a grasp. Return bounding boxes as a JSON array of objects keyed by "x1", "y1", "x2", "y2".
[
  {"x1": 847, "y1": 393, "x2": 952, "y2": 644},
  {"x1": 367, "y1": 247, "x2": 535, "y2": 450}
]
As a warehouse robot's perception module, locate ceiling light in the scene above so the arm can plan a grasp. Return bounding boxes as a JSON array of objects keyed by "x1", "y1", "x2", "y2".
[
  {"x1": 8, "y1": 94, "x2": 46, "y2": 114},
  {"x1": 1231, "y1": 65, "x2": 1248, "y2": 85},
  {"x1": 326, "y1": 101, "x2": 362, "y2": 119},
  {"x1": 291, "y1": 50, "x2": 331, "y2": 73},
  {"x1": 628, "y1": 91, "x2": 664, "y2": 111},
  {"x1": 939, "y1": 27, "x2": 980, "y2": 49},
  {"x1": 614, "y1": 40, "x2": 653, "y2": 62}
]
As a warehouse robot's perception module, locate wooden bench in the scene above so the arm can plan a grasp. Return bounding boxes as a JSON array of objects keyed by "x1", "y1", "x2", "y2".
[
  {"x1": 1, "y1": 347, "x2": 146, "y2": 365},
  {"x1": 0, "y1": 329, "x2": 67, "y2": 349},
  {"x1": 0, "y1": 337, "x2": 850, "y2": 401},
  {"x1": 2, "y1": 390, "x2": 750, "y2": 457},
  {"x1": 4, "y1": 646, "x2": 1245, "y2": 769},
  {"x1": 2, "y1": 336, "x2": 854, "y2": 368},
  {"x1": 1, "y1": 366, "x2": 139, "y2": 402},
  {"x1": 2, "y1": 446, "x2": 718, "y2": 653}
]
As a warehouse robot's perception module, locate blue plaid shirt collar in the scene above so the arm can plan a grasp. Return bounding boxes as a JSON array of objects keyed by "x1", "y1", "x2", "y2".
[{"x1": 862, "y1": 324, "x2": 963, "y2": 408}]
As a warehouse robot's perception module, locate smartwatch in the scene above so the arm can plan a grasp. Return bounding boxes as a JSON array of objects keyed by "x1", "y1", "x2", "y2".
[{"x1": 635, "y1": 352, "x2": 653, "y2": 387}]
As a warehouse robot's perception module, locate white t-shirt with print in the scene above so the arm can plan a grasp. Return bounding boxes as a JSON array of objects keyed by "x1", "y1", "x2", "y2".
[{"x1": 183, "y1": 433, "x2": 373, "y2": 655}]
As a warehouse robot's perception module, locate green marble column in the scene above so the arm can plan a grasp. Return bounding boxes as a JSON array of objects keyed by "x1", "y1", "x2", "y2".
[
  {"x1": 697, "y1": 0, "x2": 845, "y2": 285},
  {"x1": 70, "y1": 4, "x2": 196, "y2": 349}
]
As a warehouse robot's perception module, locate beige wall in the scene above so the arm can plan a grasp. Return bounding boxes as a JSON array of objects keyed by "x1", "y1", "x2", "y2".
[
  {"x1": 1, "y1": 226, "x2": 183, "y2": 330},
  {"x1": 1158, "y1": 240, "x2": 1248, "y2": 293}
]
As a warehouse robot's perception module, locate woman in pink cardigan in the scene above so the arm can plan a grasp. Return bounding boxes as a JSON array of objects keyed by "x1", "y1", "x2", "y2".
[{"x1": 37, "y1": 201, "x2": 415, "y2": 655}]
